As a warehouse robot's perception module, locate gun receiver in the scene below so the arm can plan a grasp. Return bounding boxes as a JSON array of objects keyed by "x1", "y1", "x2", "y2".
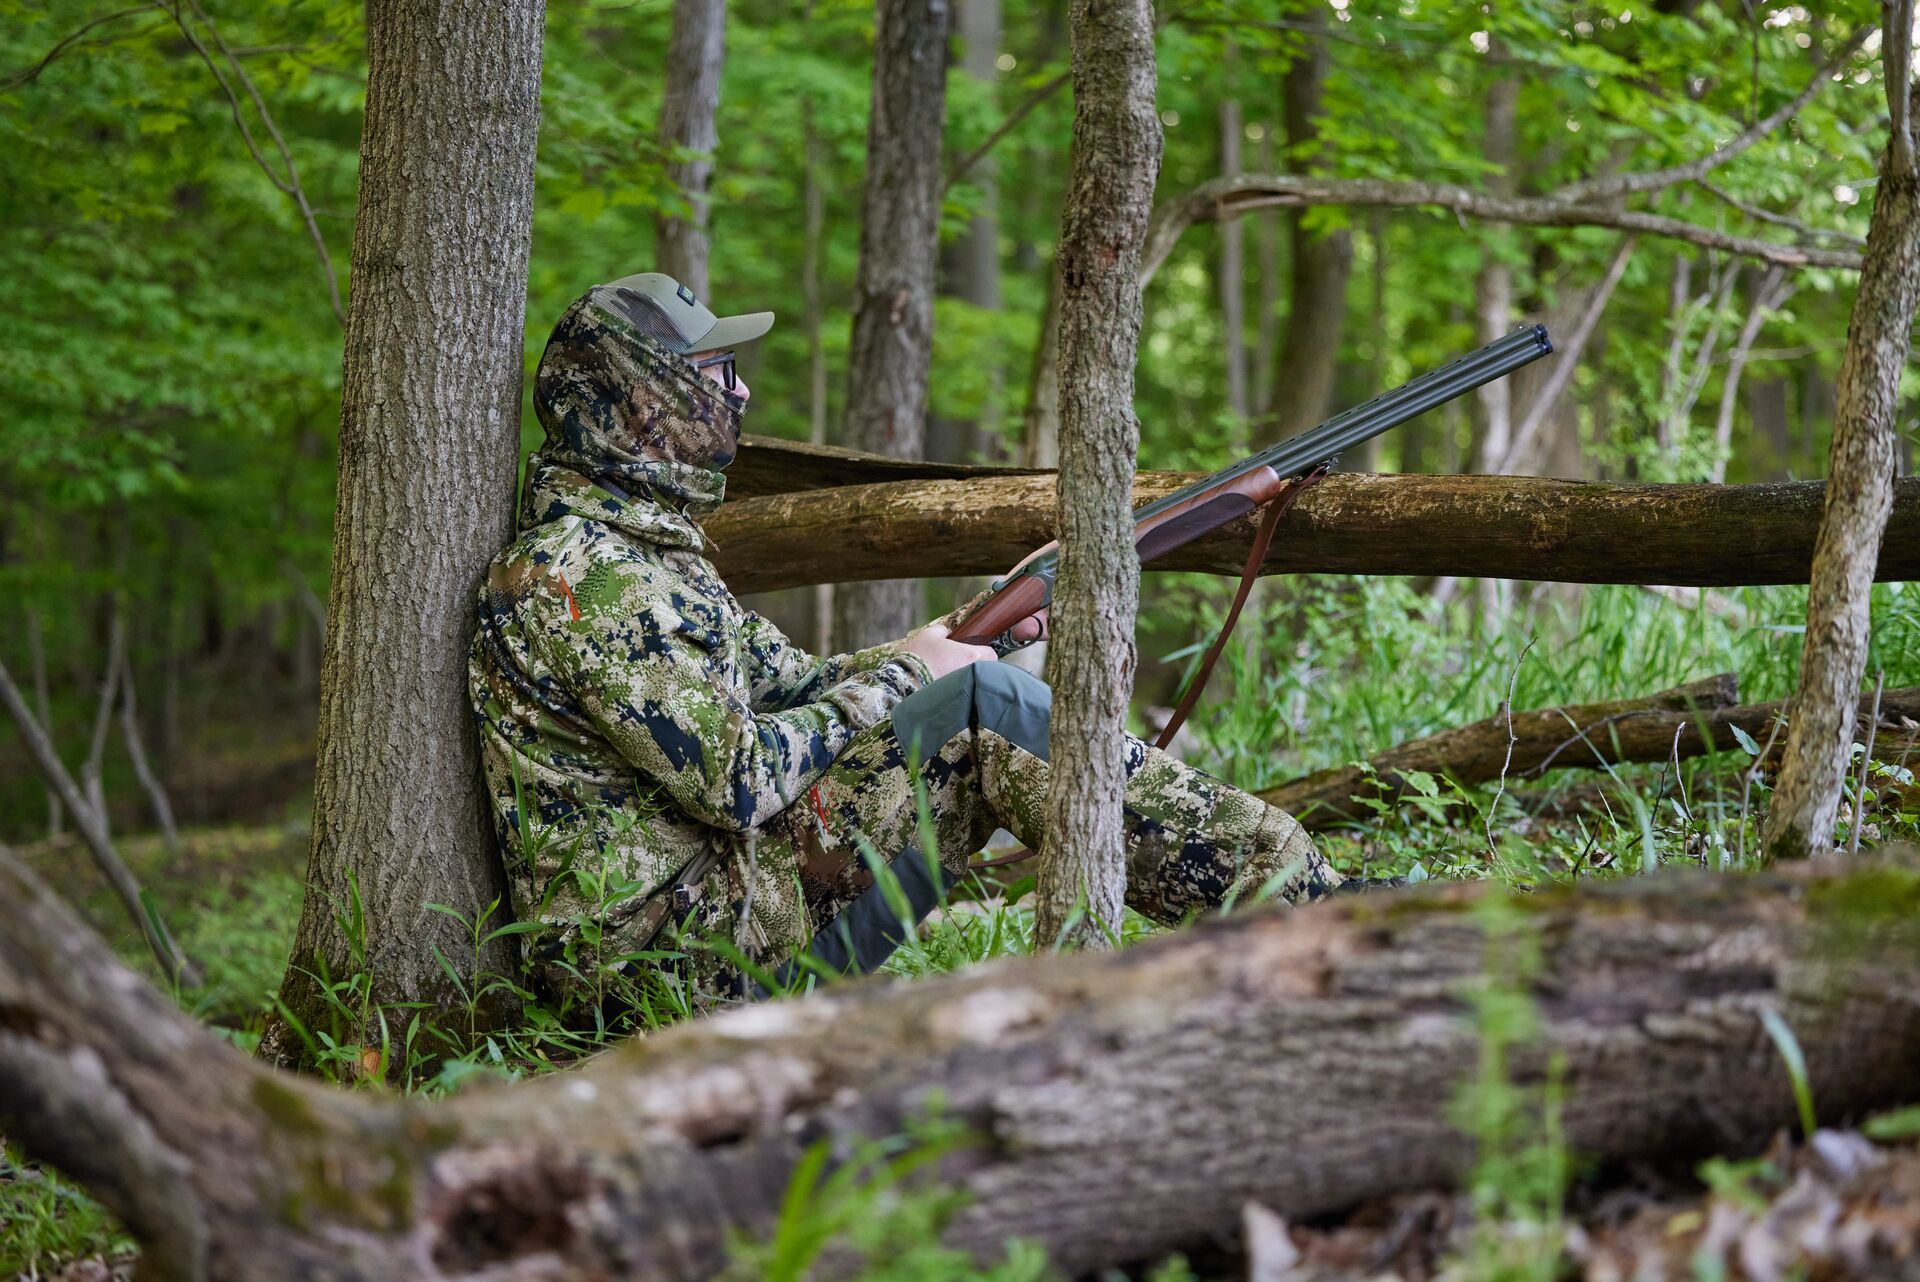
[{"x1": 950, "y1": 324, "x2": 1554, "y2": 655}]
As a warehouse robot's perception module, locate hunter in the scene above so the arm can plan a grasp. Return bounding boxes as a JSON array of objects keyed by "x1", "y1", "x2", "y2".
[{"x1": 468, "y1": 273, "x2": 1340, "y2": 1007}]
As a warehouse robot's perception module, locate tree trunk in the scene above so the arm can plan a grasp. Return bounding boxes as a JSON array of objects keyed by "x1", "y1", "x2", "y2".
[
  {"x1": 1712, "y1": 266, "x2": 1793, "y2": 482},
  {"x1": 1251, "y1": 126, "x2": 1282, "y2": 416},
  {"x1": 1763, "y1": 62, "x2": 1920, "y2": 862},
  {"x1": 1472, "y1": 73, "x2": 1519, "y2": 476},
  {"x1": 932, "y1": 0, "x2": 1004, "y2": 464},
  {"x1": 260, "y1": 0, "x2": 544, "y2": 1069},
  {"x1": 655, "y1": 0, "x2": 726, "y2": 299},
  {"x1": 1020, "y1": 258, "x2": 1063, "y2": 468},
  {"x1": 704, "y1": 464, "x2": 1920, "y2": 593},
  {"x1": 1032, "y1": 0, "x2": 1161, "y2": 950},
  {"x1": 1262, "y1": 10, "x2": 1351, "y2": 445},
  {"x1": 11, "y1": 845, "x2": 1920, "y2": 1281},
  {"x1": 831, "y1": 0, "x2": 951, "y2": 649},
  {"x1": 1219, "y1": 77, "x2": 1248, "y2": 421},
  {"x1": 802, "y1": 68, "x2": 835, "y2": 656}
]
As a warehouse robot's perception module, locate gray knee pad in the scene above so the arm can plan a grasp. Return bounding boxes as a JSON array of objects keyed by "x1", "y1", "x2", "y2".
[{"x1": 890, "y1": 660, "x2": 1052, "y2": 762}]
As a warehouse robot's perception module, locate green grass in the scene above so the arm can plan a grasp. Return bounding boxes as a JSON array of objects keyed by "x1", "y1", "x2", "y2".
[{"x1": 9, "y1": 577, "x2": 1920, "y2": 1278}]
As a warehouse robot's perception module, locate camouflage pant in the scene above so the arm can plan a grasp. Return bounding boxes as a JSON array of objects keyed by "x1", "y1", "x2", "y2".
[{"x1": 706, "y1": 662, "x2": 1337, "y2": 985}]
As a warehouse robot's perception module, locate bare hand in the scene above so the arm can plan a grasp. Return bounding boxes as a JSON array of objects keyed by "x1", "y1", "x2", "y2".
[
  {"x1": 942, "y1": 588, "x2": 1049, "y2": 650},
  {"x1": 899, "y1": 622, "x2": 997, "y2": 681}
]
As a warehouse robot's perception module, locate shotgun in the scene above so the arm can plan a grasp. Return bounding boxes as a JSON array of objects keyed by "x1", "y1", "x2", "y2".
[{"x1": 950, "y1": 324, "x2": 1555, "y2": 655}]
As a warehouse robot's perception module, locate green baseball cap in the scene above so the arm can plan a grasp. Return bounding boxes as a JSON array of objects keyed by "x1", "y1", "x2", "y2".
[{"x1": 602, "y1": 271, "x2": 775, "y2": 353}]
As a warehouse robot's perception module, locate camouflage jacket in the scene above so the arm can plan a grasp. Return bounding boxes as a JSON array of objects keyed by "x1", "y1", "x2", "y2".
[{"x1": 468, "y1": 285, "x2": 930, "y2": 968}]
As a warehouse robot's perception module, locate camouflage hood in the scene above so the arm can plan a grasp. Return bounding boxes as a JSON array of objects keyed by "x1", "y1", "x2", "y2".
[{"x1": 522, "y1": 285, "x2": 746, "y2": 548}]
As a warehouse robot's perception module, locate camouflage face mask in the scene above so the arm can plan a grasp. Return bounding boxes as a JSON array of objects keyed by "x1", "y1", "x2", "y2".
[{"x1": 530, "y1": 285, "x2": 745, "y2": 512}]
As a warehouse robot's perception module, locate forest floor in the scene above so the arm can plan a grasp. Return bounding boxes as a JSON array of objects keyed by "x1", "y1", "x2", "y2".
[{"x1": 11, "y1": 816, "x2": 1920, "y2": 1281}]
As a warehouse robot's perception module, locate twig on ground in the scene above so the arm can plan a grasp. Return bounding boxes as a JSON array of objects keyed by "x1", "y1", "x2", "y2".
[
  {"x1": 1485, "y1": 638, "x2": 1536, "y2": 855},
  {"x1": 0, "y1": 652, "x2": 200, "y2": 986},
  {"x1": 1849, "y1": 670, "x2": 1886, "y2": 857}
]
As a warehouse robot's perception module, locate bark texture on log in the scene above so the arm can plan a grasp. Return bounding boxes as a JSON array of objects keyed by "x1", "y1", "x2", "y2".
[
  {"x1": 1763, "y1": 70, "x2": 1920, "y2": 862},
  {"x1": 262, "y1": 0, "x2": 544, "y2": 1066},
  {"x1": 1035, "y1": 0, "x2": 1161, "y2": 949},
  {"x1": 1260, "y1": 679, "x2": 1920, "y2": 828},
  {"x1": 702, "y1": 470, "x2": 1920, "y2": 594},
  {"x1": 655, "y1": 0, "x2": 726, "y2": 298},
  {"x1": 832, "y1": 0, "x2": 951, "y2": 648},
  {"x1": 12, "y1": 846, "x2": 1920, "y2": 1281}
]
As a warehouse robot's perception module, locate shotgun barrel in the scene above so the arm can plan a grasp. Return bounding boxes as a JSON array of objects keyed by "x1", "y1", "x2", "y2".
[{"x1": 950, "y1": 325, "x2": 1555, "y2": 654}]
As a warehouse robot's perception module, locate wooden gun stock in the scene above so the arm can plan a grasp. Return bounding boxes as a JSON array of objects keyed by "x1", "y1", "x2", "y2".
[{"x1": 949, "y1": 466, "x2": 1286, "y2": 653}]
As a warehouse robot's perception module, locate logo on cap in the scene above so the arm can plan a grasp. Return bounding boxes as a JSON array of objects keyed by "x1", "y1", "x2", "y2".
[{"x1": 677, "y1": 284, "x2": 696, "y2": 306}]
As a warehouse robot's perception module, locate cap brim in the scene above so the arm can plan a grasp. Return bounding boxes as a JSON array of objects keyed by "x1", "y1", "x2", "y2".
[{"x1": 694, "y1": 310, "x2": 775, "y2": 351}]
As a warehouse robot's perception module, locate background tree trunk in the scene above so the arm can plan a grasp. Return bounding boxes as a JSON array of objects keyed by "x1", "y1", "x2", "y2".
[
  {"x1": 1262, "y1": 11, "x2": 1351, "y2": 445},
  {"x1": 655, "y1": 0, "x2": 726, "y2": 298},
  {"x1": 1763, "y1": 46, "x2": 1920, "y2": 861},
  {"x1": 1219, "y1": 68, "x2": 1248, "y2": 421},
  {"x1": 259, "y1": 0, "x2": 545, "y2": 1068},
  {"x1": 801, "y1": 48, "x2": 835, "y2": 655},
  {"x1": 832, "y1": 0, "x2": 951, "y2": 649},
  {"x1": 1032, "y1": 0, "x2": 1161, "y2": 950},
  {"x1": 10, "y1": 846, "x2": 1920, "y2": 1282},
  {"x1": 932, "y1": 0, "x2": 1004, "y2": 464}
]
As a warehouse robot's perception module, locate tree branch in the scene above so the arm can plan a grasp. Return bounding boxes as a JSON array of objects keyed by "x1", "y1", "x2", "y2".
[
  {"x1": 0, "y1": 6, "x2": 155, "y2": 94},
  {"x1": 1550, "y1": 23, "x2": 1878, "y2": 204},
  {"x1": 159, "y1": 0, "x2": 346, "y2": 326},
  {"x1": 1696, "y1": 181, "x2": 1867, "y2": 248},
  {"x1": 943, "y1": 69, "x2": 1070, "y2": 195},
  {"x1": 1141, "y1": 173, "x2": 1863, "y2": 285}
]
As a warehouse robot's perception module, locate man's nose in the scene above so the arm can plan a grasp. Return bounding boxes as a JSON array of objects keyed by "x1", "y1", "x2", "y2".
[{"x1": 730, "y1": 371, "x2": 751, "y2": 403}]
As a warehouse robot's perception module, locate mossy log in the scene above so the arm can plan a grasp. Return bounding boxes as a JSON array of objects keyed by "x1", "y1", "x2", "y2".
[
  {"x1": 704, "y1": 451, "x2": 1920, "y2": 593},
  {"x1": 1259, "y1": 679, "x2": 1920, "y2": 828},
  {"x1": 8, "y1": 849, "x2": 1920, "y2": 1279}
]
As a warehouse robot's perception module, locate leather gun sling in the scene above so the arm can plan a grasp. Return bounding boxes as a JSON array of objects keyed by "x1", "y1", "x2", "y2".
[{"x1": 970, "y1": 467, "x2": 1324, "y2": 872}]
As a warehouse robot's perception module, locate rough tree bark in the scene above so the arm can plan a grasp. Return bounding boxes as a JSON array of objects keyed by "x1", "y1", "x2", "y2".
[
  {"x1": 655, "y1": 0, "x2": 727, "y2": 298},
  {"x1": 1260, "y1": 678, "x2": 1920, "y2": 828},
  {"x1": 702, "y1": 465, "x2": 1920, "y2": 593},
  {"x1": 1032, "y1": 0, "x2": 1161, "y2": 950},
  {"x1": 1262, "y1": 9, "x2": 1351, "y2": 445},
  {"x1": 259, "y1": 1, "x2": 545, "y2": 1067},
  {"x1": 832, "y1": 0, "x2": 951, "y2": 648},
  {"x1": 1763, "y1": 36, "x2": 1920, "y2": 862},
  {"x1": 10, "y1": 846, "x2": 1920, "y2": 1281}
]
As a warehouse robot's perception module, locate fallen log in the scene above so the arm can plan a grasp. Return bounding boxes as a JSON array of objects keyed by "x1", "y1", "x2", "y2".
[
  {"x1": 1263, "y1": 682, "x2": 1920, "y2": 827},
  {"x1": 704, "y1": 469, "x2": 1920, "y2": 593},
  {"x1": 8, "y1": 847, "x2": 1920, "y2": 1280}
]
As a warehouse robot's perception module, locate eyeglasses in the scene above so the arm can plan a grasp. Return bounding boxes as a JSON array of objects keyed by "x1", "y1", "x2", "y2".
[{"x1": 691, "y1": 350, "x2": 738, "y2": 393}]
